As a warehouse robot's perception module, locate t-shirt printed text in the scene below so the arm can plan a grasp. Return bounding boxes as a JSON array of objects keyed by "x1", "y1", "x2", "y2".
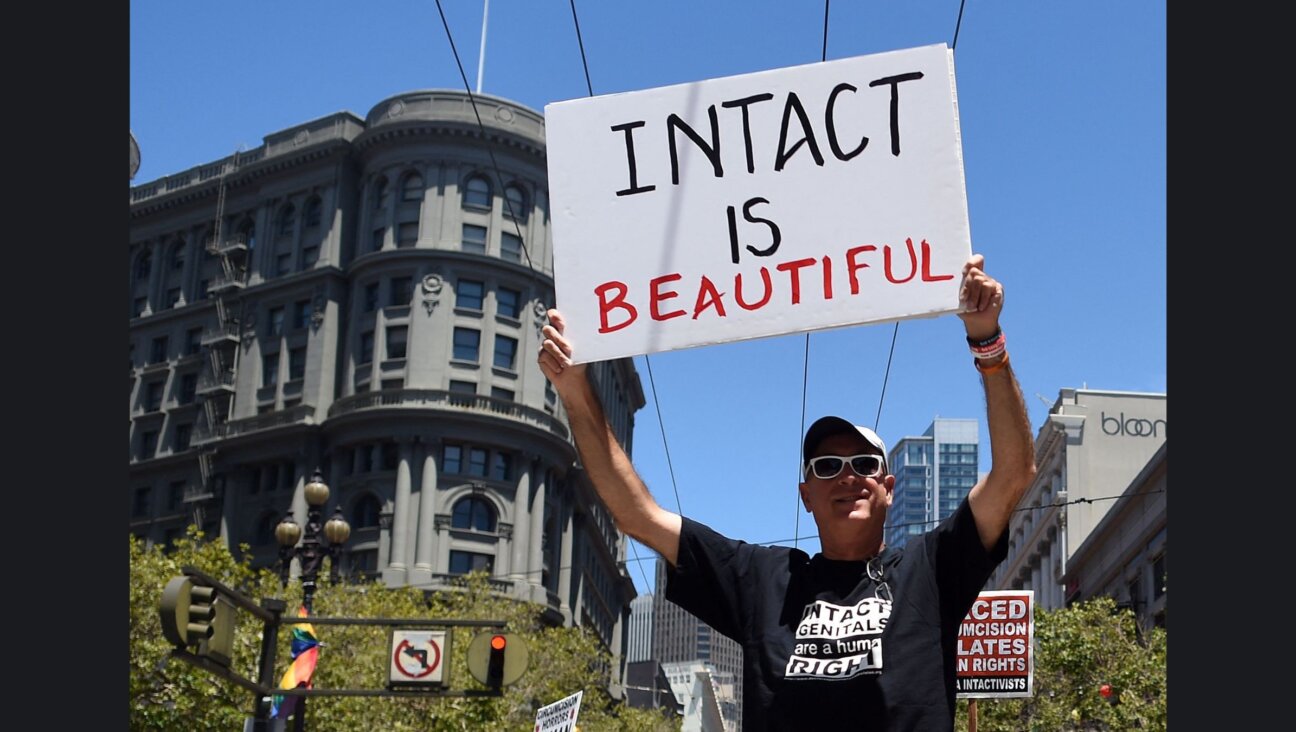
[{"x1": 785, "y1": 597, "x2": 890, "y2": 680}]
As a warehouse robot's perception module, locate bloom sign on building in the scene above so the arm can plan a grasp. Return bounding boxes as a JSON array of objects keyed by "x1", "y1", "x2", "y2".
[{"x1": 546, "y1": 43, "x2": 972, "y2": 362}]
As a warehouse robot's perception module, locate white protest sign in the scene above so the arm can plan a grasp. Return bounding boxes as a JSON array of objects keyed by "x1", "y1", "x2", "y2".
[
  {"x1": 534, "y1": 689, "x2": 583, "y2": 732},
  {"x1": 546, "y1": 43, "x2": 971, "y2": 363},
  {"x1": 955, "y1": 590, "x2": 1034, "y2": 699}
]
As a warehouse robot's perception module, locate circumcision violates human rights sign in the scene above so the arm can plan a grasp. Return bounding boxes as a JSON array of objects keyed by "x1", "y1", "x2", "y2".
[
  {"x1": 955, "y1": 590, "x2": 1035, "y2": 699},
  {"x1": 545, "y1": 43, "x2": 972, "y2": 363}
]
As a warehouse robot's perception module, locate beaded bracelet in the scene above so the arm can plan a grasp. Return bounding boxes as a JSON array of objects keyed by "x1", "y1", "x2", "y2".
[{"x1": 974, "y1": 352, "x2": 1011, "y2": 375}]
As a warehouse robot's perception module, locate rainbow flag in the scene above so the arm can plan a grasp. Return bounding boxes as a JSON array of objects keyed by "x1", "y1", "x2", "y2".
[{"x1": 270, "y1": 606, "x2": 320, "y2": 719}]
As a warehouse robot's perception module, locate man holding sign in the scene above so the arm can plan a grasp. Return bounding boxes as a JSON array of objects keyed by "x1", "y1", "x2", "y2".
[{"x1": 538, "y1": 254, "x2": 1034, "y2": 730}]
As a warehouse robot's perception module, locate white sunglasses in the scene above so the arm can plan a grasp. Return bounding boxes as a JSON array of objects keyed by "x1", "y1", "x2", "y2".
[{"x1": 805, "y1": 453, "x2": 885, "y2": 480}]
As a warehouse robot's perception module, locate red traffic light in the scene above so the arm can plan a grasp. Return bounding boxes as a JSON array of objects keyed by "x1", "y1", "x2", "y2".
[
  {"x1": 490, "y1": 634, "x2": 507, "y2": 651},
  {"x1": 1099, "y1": 684, "x2": 1113, "y2": 698}
]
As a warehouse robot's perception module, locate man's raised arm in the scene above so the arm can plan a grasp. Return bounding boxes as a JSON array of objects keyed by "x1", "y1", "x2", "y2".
[
  {"x1": 538, "y1": 309, "x2": 683, "y2": 565},
  {"x1": 958, "y1": 255, "x2": 1038, "y2": 551}
]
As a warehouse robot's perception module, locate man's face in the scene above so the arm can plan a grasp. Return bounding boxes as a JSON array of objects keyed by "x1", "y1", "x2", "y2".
[{"x1": 799, "y1": 432, "x2": 895, "y2": 530}]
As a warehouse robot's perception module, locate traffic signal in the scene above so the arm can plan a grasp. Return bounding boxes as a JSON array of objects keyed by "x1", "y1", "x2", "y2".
[
  {"x1": 158, "y1": 576, "x2": 235, "y2": 666},
  {"x1": 467, "y1": 631, "x2": 529, "y2": 688},
  {"x1": 160, "y1": 577, "x2": 212, "y2": 647},
  {"x1": 487, "y1": 634, "x2": 507, "y2": 688}
]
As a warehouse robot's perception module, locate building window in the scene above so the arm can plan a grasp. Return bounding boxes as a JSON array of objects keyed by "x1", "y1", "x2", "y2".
[
  {"x1": 453, "y1": 328, "x2": 480, "y2": 362},
  {"x1": 133, "y1": 487, "x2": 152, "y2": 517},
  {"x1": 165, "y1": 288, "x2": 181, "y2": 309},
  {"x1": 170, "y1": 241, "x2": 186, "y2": 271},
  {"x1": 139, "y1": 430, "x2": 158, "y2": 460},
  {"x1": 185, "y1": 327, "x2": 202, "y2": 355},
  {"x1": 133, "y1": 296, "x2": 148, "y2": 318},
  {"x1": 371, "y1": 227, "x2": 385, "y2": 252},
  {"x1": 463, "y1": 175, "x2": 491, "y2": 209},
  {"x1": 1153, "y1": 554, "x2": 1166, "y2": 599},
  {"x1": 294, "y1": 300, "x2": 313, "y2": 330},
  {"x1": 449, "y1": 550, "x2": 494, "y2": 576},
  {"x1": 197, "y1": 280, "x2": 209, "y2": 300},
  {"x1": 178, "y1": 373, "x2": 197, "y2": 404},
  {"x1": 288, "y1": 347, "x2": 306, "y2": 380},
  {"x1": 468, "y1": 447, "x2": 488, "y2": 477},
  {"x1": 262, "y1": 352, "x2": 279, "y2": 387},
  {"x1": 174, "y1": 423, "x2": 192, "y2": 452},
  {"x1": 500, "y1": 232, "x2": 523, "y2": 263},
  {"x1": 401, "y1": 172, "x2": 424, "y2": 202},
  {"x1": 493, "y1": 335, "x2": 518, "y2": 370},
  {"x1": 390, "y1": 277, "x2": 412, "y2": 307},
  {"x1": 359, "y1": 331, "x2": 374, "y2": 365},
  {"x1": 135, "y1": 250, "x2": 152, "y2": 281},
  {"x1": 491, "y1": 452, "x2": 513, "y2": 481},
  {"x1": 491, "y1": 386, "x2": 514, "y2": 402},
  {"x1": 301, "y1": 245, "x2": 319, "y2": 268},
  {"x1": 386, "y1": 326, "x2": 407, "y2": 360},
  {"x1": 277, "y1": 204, "x2": 296, "y2": 239},
  {"x1": 497, "y1": 287, "x2": 522, "y2": 319},
  {"x1": 380, "y1": 378, "x2": 403, "y2": 391},
  {"x1": 239, "y1": 220, "x2": 257, "y2": 251},
  {"x1": 350, "y1": 549, "x2": 379, "y2": 577},
  {"x1": 372, "y1": 178, "x2": 389, "y2": 211},
  {"x1": 544, "y1": 380, "x2": 556, "y2": 409},
  {"x1": 275, "y1": 252, "x2": 292, "y2": 276},
  {"x1": 304, "y1": 197, "x2": 322, "y2": 228},
  {"x1": 168, "y1": 481, "x2": 185, "y2": 510},
  {"x1": 451, "y1": 496, "x2": 497, "y2": 532},
  {"x1": 503, "y1": 183, "x2": 527, "y2": 221},
  {"x1": 397, "y1": 222, "x2": 418, "y2": 247},
  {"x1": 352, "y1": 494, "x2": 382, "y2": 528},
  {"x1": 458, "y1": 279, "x2": 484, "y2": 311},
  {"x1": 145, "y1": 381, "x2": 164, "y2": 411},
  {"x1": 255, "y1": 512, "x2": 279, "y2": 546},
  {"x1": 381, "y1": 442, "x2": 400, "y2": 471},
  {"x1": 449, "y1": 380, "x2": 476, "y2": 395},
  {"x1": 462, "y1": 224, "x2": 487, "y2": 254},
  {"x1": 363, "y1": 282, "x2": 379, "y2": 312},
  {"x1": 150, "y1": 336, "x2": 168, "y2": 364},
  {"x1": 443, "y1": 444, "x2": 462, "y2": 474},
  {"x1": 269, "y1": 307, "x2": 285, "y2": 336}
]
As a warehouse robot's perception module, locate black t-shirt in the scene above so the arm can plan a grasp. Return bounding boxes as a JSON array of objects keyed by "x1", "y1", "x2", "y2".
[{"x1": 665, "y1": 498, "x2": 1008, "y2": 731}]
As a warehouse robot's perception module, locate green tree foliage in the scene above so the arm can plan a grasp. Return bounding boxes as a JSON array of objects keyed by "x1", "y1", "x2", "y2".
[
  {"x1": 955, "y1": 596, "x2": 1167, "y2": 732},
  {"x1": 130, "y1": 531, "x2": 680, "y2": 731}
]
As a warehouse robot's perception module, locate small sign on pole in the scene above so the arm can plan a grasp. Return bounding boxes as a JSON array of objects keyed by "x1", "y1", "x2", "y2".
[
  {"x1": 534, "y1": 690, "x2": 583, "y2": 732},
  {"x1": 545, "y1": 43, "x2": 972, "y2": 362},
  {"x1": 955, "y1": 590, "x2": 1034, "y2": 699},
  {"x1": 388, "y1": 629, "x2": 450, "y2": 688}
]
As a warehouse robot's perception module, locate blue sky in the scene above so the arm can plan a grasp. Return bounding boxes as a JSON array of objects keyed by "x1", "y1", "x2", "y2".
[{"x1": 131, "y1": 1, "x2": 1166, "y2": 595}]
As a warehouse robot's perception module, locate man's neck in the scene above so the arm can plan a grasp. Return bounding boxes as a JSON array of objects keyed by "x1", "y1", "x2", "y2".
[{"x1": 819, "y1": 533, "x2": 885, "y2": 562}]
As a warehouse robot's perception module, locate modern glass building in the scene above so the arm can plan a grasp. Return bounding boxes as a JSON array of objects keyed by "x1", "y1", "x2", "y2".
[{"x1": 883, "y1": 418, "x2": 980, "y2": 550}]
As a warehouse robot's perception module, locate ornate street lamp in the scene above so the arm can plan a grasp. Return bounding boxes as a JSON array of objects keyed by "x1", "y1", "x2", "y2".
[{"x1": 275, "y1": 468, "x2": 351, "y2": 612}]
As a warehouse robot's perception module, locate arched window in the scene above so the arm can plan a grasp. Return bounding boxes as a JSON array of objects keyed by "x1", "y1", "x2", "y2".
[
  {"x1": 351, "y1": 494, "x2": 382, "y2": 529},
  {"x1": 304, "y1": 197, "x2": 322, "y2": 228},
  {"x1": 463, "y1": 175, "x2": 491, "y2": 209},
  {"x1": 135, "y1": 249, "x2": 152, "y2": 282},
  {"x1": 277, "y1": 204, "x2": 296, "y2": 238},
  {"x1": 401, "y1": 172, "x2": 424, "y2": 202},
  {"x1": 372, "y1": 178, "x2": 389, "y2": 211},
  {"x1": 451, "y1": 496, "x2": 496, "y2": 532},
  {"x1": 503, "y1": 183, "x2": 528, "y2": 222}
]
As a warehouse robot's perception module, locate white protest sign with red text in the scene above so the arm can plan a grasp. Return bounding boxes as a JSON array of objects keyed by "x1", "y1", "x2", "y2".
[
  {"x1": 955, "y1": 590, "x2": 1034, "y2": 699},
  {"x1": 545, "y1": 43, "x2": 971, "y2": 363}
]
